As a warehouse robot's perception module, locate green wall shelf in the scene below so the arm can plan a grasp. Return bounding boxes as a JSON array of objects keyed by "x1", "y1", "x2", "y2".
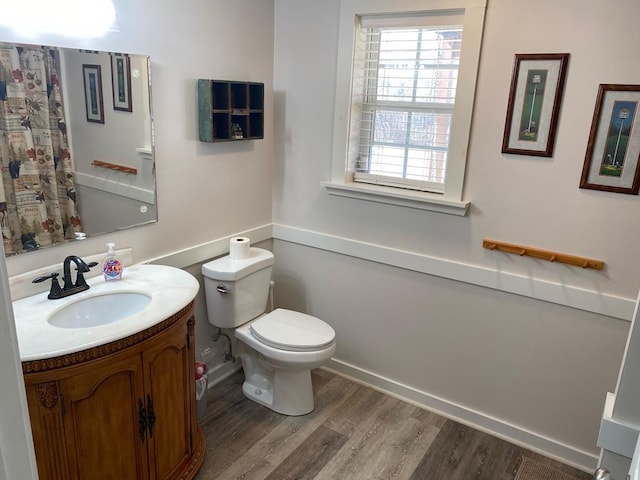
[{"x1": 198, "y1": 79, "x2": 264, "y2": 142}]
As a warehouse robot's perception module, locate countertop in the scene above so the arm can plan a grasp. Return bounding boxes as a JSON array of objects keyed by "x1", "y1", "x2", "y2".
[{"x1": 13, "y1": 264, "x2": 200, "y2": 362}]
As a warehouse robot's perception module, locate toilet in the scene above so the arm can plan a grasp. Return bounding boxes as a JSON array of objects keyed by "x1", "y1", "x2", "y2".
[{"x1": 202, "y1": 247, "x2": 336, "y2": 416}]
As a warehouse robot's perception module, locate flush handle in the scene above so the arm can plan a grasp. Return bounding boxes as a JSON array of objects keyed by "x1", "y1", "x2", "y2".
[{"x1": 216, "y1": 284, "x2": 229, "y2": 294}]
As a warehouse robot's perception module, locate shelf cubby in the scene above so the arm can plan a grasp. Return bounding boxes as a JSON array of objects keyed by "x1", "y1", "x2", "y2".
[{"x1": 198, "y1": 79, "x2": 264, "y2": 142}]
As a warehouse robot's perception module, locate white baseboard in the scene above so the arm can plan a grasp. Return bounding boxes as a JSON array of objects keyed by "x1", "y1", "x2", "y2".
[
  {"x1": 9, "y1": 248, "x2": 134, "y2": 300},
  {"x1": 75, "y1": 172, "x2": 155, "y2": 204},
  {"x1": 207, "y1": 361, "x2": 242, "y2": 389},
  {"x1": 198, "y1": 355, "x2": 598, "y2": 472},
  {"x1": 273, "y1": 223, "x2": 634, "y2": 322},
  {"x1": 144, "y1": 224, "x2": 273, "y2": 268},
  {"x1": 323, "y1": 358, "x2": 598, "y2": 474},
  {"x1": 137, "y1": 221, "x2": 633, "y2": 322}
]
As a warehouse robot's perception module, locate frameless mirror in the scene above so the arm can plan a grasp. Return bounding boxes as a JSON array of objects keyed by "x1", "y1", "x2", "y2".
[{"x1": 0, "y1": 42, "x2": 156, "y2": 257}]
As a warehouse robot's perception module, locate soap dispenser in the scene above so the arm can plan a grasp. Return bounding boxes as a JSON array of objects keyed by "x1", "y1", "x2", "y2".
[{"x1": 102, "y1": 242, "x2": 123, "y2": 281}]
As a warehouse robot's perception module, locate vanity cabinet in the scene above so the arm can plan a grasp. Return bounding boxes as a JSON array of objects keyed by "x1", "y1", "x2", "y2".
[
  {"x1": 197, "y1": 79, "x2": 264, "y2": 142},
  {"x1": 22, "y1": 302, "x2": 204, "y2": 480}
]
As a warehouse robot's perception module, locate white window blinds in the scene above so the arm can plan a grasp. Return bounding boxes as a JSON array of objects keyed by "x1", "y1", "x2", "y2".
[{"x1": 351, "y1": 12, "x2": 464, "y2": 193}]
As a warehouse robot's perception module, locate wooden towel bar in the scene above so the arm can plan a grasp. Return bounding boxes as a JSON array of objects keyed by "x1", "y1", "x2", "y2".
[
  {"x1": 482, "y1": 239, "x2": 603, "y2": 270},
  {"x1": 91, "y1": 160, "x2": 137, "y2": 175}
]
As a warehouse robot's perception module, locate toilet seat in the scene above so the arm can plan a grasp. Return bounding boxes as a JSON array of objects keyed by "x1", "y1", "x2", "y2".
[{"x1": 250, "y1": 308, "x2": 335, "y2": 352}]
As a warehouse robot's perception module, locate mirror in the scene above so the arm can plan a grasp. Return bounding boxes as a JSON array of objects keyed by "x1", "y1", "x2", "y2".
[{"x1": 0, "y1": 42, "x2": 156, "y2": 257}]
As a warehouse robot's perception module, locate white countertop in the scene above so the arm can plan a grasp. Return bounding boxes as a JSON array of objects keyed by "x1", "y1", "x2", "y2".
[{"x1": 13, "y1": 264, "x2": 200, "y2": 362}]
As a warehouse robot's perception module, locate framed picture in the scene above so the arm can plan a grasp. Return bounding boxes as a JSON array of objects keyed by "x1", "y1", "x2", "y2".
[
  {"x1": 501, "y1": 53, "x2": 570, "y2": 157},
  {"x1": 580, "y1": 84, "x2": 640, "y2": 195},
  {"x1": 82, "y1": 64, "x2": 104, "y2": 124},
  {"x1": 110, "y1": 53, "x2": 132, "y2": 112}
]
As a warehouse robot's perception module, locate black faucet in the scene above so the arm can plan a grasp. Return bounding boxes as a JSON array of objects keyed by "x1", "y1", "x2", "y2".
[
  {"x1": 62, "y1": 256, "x2": 92, "y2": 290},
  {"x1": 33, "y1": 255, "x2": 98, "y2": 299}
]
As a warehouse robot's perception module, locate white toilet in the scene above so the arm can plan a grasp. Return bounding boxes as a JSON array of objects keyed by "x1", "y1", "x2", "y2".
[{"x1": 202, "y1": 247, "x2": 336, "y2": 416}]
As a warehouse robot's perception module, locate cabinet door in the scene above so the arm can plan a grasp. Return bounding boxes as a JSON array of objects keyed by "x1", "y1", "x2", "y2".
[
  {"x1": 143, "y1": 319, "x2": 194, "y2": 480},
  {"x1": 59, "y1": 353, "x2": 148, "y2": 480},
  {"x1": 24, "y1": 381, "x2": 71, "y2": 480}
]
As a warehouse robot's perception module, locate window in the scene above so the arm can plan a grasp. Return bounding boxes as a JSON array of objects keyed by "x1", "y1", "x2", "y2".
[
  {"x1": 353, "y1": 18, "x2": 462, "y2": 192},
  {"x1": 327, "y1": 0, "x2": 486, "y2": 215}
]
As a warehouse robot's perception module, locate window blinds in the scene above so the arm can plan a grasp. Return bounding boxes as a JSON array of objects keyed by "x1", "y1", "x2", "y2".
[{"x1": 351, "y1": 13, "x2": 464, "y2": 193}]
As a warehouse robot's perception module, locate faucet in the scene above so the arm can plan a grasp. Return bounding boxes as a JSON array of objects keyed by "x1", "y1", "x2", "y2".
[
  {"x1": 33, "y1": 255, "x2": 98, "y2": 300},
  {"x1": 62, "y1": 256, "x2": 92, "y2": 290}
]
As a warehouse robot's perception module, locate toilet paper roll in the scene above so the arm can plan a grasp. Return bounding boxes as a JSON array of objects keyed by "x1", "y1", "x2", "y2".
[{"x1": 229, "y1": 237, "x2": 250, "y2": 260}]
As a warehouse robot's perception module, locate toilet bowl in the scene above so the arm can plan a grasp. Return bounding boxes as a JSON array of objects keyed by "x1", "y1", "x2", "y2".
[
  {"x1": 235, "y1": 308, "x2": 336, "y2": 415},
  {"x1": 202, "y1": 247, "x2": 336, "y2": 416}
]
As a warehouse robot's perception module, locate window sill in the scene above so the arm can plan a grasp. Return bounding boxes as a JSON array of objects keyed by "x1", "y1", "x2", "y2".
[{"x1": 321, "y1": 181, "x2": 470, "y2": 216}]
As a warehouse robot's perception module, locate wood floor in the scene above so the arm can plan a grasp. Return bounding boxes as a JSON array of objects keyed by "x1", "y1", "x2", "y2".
[{"x1": 195, "y1": 369, "x2": 592, "y2": 480}]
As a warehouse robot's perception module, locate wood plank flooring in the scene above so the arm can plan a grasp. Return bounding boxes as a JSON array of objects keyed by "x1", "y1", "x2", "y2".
[{"x1": 195, "y1": 369, "x2": 592, "y2": 480}]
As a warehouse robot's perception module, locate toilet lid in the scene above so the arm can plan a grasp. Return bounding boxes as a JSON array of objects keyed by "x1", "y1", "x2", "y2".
[{"x1": 250, "y1": 309, "x2": 335, "y2": 352}]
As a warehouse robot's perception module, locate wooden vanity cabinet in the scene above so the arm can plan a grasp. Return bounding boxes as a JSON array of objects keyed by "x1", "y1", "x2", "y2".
[{"x1": 22, "y1": 302, "x2": 205, "y2": 480}]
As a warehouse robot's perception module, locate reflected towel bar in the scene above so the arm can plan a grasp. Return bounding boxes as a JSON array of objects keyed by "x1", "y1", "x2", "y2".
[
  {"x1": 91, "y1": 160, "x2": 137, "y2": 175},
  {"x1": 482, "y1": 239, "x2": 604, "y2": 270}
]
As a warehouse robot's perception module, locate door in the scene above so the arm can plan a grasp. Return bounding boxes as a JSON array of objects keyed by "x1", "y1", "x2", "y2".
[
  {"x1": 143, "y1": 319, "x2": 194, "y2": 480},
  {"x1": 60, "y1": 353, "x2": 148, "y2": 480}
]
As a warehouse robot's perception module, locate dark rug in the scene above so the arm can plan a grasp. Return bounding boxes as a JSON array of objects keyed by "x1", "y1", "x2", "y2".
[{"x1": 514, "y1": 457, "x2": 586, "y2": 480}]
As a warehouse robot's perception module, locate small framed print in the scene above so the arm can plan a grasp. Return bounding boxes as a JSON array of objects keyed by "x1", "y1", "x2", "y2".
[
  {"x1": 82, "y1": 64, "x2": 104, "y2": 124},
  {"x1": 502, "y1": 53, "x2": 570, "y2": 157},
  {"x1": 580, "y1": 84, "x2": 640, "y2": 195},
  {"x1": 110, "y1": 53, "x2": 132, "y2": 112}
]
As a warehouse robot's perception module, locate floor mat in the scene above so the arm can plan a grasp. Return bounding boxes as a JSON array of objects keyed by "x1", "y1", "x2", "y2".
[{"x1": 514, "y1": 457, "x2": 584, "y2": 480}]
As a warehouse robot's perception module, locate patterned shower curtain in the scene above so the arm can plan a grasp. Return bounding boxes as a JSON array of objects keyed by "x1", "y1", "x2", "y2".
[{"x1": 0, "y1": 44, "x2": 82, "y2": 255}]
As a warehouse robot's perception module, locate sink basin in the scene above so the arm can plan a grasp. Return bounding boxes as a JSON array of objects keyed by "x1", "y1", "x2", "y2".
[
  {"x1": 14, "y1": 264, "x2": 200, "y2": 361},
  {"x1": 48, "y1": 291, "x2": 152, "y2": 328}
]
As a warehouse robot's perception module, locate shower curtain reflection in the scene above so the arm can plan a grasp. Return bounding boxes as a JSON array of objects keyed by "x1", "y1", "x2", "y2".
[{"x1": 0, "y1": 44, "x2": 82, "y2": 255}]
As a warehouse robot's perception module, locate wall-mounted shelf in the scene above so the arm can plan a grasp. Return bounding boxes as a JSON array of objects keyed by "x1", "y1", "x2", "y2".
[
  {"x1": 198, "y1": 79, "x2": 264, "y2": 142},
  {"x1": 482, "y1": 239, "x2": 604, "y2": 270}
]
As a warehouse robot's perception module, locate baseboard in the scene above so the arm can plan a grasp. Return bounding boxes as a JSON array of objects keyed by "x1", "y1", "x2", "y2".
[
  {"x1": 120, "y1": 221, "x2": 632, "y2": 322},
  {"x1": 206, "y1": 361, "x2": 242, "y2": 389},
  {"x1": 273, "y1": 223, "x2": 634, "y2": 322},
  {"x1": 144, "y1": 223, "x2": 273, "y2": 268},
  {"x1": 9, "y1": 248, "x2": 134, "y2": 300},
  {"x1": 75, "y1": 172, "x2": 155, "y2": 204},
  {"x1": 200, "y1": 351, "x2": 598, "y2": 472},
  {"x1": 323, "y1": 358, "x2": 598, "y2": 474}
]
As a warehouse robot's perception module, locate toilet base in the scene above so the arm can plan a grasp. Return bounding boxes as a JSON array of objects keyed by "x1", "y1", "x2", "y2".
[{"x1": 239, "y1": 353, "x2": 315, "y2": 416}]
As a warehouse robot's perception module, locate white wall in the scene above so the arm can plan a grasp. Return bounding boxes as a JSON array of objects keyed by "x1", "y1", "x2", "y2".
[
  {"x1": 0, "y1": 2, "x2": 274, "y2": 476},
  {"x1": 2, "y1": 0, "x2": 275, "y2": 276},
  {"x1": 273, "y1": 0, "x2": 639, "y2": 470},
  {"x1": 274, "y1": 0, "x2": 640, "y2": 299},
  {"x1": 1, "y1": 0, "x2": 637, "y2": 474}
]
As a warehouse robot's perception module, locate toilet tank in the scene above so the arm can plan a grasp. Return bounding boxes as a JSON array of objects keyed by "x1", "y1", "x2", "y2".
[{"x1": 201, "y1": 248, "x2": 274, "y2": 328}]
